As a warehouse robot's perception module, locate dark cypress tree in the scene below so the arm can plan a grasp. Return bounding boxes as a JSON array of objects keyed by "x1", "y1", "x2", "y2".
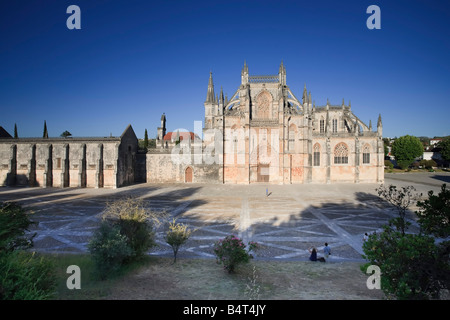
[
  {"x1": 144, "y1": 129, "x2": 149, "y2": 149},
  {"x1": 43, "y1": 120, "x2": 48, "y2": 139},
  {"x1": 14, "y1": 123, "x2": 18, "y2": 139}
]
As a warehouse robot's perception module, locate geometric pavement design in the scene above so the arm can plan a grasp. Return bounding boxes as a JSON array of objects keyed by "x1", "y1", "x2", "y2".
[{"x1": 0, "y1": 177, "x2": 432, "y2": 262}]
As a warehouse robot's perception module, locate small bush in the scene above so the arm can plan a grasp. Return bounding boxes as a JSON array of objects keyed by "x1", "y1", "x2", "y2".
[
  {"x1": 0, "y1": 202, "x2": 36, "y2": 252},
  {"x1": 397, "y1": 160, "x2": 412, "y2": 170},
  {"x1": 213, "y1": 235, "x2": 259, "y2": 273},
  {"x1": 384, "y1": 160, "x2": 394, "y2": 170},
  {"x1": 88, "y1": 222, "x2": 133, "y2": 279},
  {"x1": 164, "y1": 219, "x2": 193, "y2": 263},
  {"x1": 101, "y1": 198, "x2": 166, "y2": 261},
  {"x1": 419, "y1": 159, "x2": 437, "y2": 169}
]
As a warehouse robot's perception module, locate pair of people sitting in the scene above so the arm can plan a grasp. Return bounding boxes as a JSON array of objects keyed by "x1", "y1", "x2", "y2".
[{"x1": 309, "y1": 243, "x2": 331, "y2": 262}]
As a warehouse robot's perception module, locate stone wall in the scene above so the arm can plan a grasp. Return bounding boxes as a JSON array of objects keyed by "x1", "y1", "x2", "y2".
[{"x1": 0, "y1": 125, "x2": 138, "y2": 189}]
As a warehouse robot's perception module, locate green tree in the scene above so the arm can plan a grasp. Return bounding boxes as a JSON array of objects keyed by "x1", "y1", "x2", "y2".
[
  {"x1": 391, "y1": 135, "x2": 423, "y2": 168},
  {"x1": 144, "y1": 129, "x2": 149, "y2": 149},
  {"x1": 363, "y1": 184, "x2": 450, "y2": 299},
  {"x1": 14, "y1": 123, "x2": 18, "y2": 139},
  {"x1": 438, "y1": 138, "x2": 450, "y2": 162},
  {"x1": 60, "y1": 130, "x2": 72, "y2": 138},
  {"x1": 416, "y1": 184, "x2": 450, "y2": 238}
]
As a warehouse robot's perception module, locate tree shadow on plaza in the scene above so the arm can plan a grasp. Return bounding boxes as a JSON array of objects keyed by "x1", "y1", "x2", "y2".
[
  {"x1": 431, "y1": 174, "x2": 450, "y2": 184},
  {"x1": 244, "y1": 191, "x2": 423, "y2": 261}
]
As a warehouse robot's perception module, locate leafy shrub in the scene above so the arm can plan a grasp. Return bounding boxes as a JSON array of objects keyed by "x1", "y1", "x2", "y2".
[
  {"x1": 363, "y1": 184, "x2": 450, "y2": 299},
  {"x1": 397, "y1": 160, "x2": 412, "y2": 170},
  {"x1": 419, "y1": 159, "x2": 437, "y2": 169},
  {"x1": 164, "y1": 219, "x2": 193, "y2": 263},
  {"x1": 362, "y1": 228, "x2": 439, "y2": 299},
  {"x1": 0, "y1": 202, "x2": 55, "y2": 300},
  {"x1": 87, "y1": 222, "x2": 133, "y2": 279},
  {"x1": 101, "y1": 198, "x2": 165, "y2": 261},
  {"x1": 213, "y1": 235, "x2": 259, "y2": 273},
  {"x1": 0, "y1": 250, "x2": 56, "y2": 300},
  {"x1": 384, "y1": 160, "x2": 394, "y2": 170},
  {"x1": 0, "y1": 202, "x2": 36, "y2": 252},
  {"x1": 416, "y1": 184, "x2": 450, "y2": 238}
]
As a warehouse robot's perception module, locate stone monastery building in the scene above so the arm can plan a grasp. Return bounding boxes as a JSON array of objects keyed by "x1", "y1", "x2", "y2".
[
  {"x1": 0, "y1": 62, "x2": 384, "y2": 188},
  {"x1": 149, "y1": 62, "x2": 384, "y2": 184}
]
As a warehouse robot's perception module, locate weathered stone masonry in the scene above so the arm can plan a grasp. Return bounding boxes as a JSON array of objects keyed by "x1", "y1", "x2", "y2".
[
  {"x1": 0, "y1": 125, "x2": 138, "y2": 188},
  {"x1": 148, "y1": 62, "x2": 384, "y2": 185}
]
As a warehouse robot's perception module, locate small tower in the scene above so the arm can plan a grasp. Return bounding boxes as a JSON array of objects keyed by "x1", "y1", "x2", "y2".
[
  {"x1": 157, "y1": 113, "x2": 166, "y2": 148},
  {"x1": 204, "y1": 72, "x2": 216, "y2": 129},
  {"x1": 241, "y1": 61, "x2": 249, "y2": 85}
]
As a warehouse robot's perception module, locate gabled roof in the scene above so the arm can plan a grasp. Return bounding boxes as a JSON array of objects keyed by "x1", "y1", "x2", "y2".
[
  {"x1": 163, "y1": 131, "x2": 198, "y2": 141},
  {"x1": 0, "y1": 126, "x2": 12, "y2": 138}
]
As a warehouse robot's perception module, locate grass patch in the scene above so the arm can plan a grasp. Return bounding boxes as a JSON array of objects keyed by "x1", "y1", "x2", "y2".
[
  {"x1": 46, "y1": 254, "x2": 385, "y2": 300},
  {"x1": 47, "y1": 253, "x2": 153, "y2": 300}
]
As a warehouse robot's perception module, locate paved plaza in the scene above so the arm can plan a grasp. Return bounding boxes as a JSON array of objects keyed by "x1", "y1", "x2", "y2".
[{"x1": 0, "y1": 172, "x2": 448, "y2": 262}]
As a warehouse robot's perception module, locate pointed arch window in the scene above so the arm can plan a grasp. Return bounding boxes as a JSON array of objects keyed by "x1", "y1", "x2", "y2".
[
  {"x1": 363, "y1": 144, "x2": 371, "y2": 164},
  {"x1": 334, "y1": 143, "x2": 349, "y2": 164},
  {"x1": 313, "y1": 143, "x2": 321, "y2": 166}
]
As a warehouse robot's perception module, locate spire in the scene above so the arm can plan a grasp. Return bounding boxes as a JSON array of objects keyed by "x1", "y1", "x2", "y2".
[
  {"x1": 377, "y1": 114, "x2": 383, "y2": 136},
  {"x1": 219, "y1": 87, "x2": 224, "y2": 104},
  {"x1": 369, "y1": 120, "x2": 372, "y2": 131},
  {"x1": 205, "y1": 72, "x2": 215, "y2": 103},
  {"x1": 302, "y1": 84, "x2": 307, "y2": 105},
  {"x1": 279, "y1": 60, "x2": 285, "y2": 74}
]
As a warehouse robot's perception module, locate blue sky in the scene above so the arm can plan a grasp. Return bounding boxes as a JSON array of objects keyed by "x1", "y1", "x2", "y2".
[{"x1": 1, "y1": 0, "x2": 449, "y2": 139}]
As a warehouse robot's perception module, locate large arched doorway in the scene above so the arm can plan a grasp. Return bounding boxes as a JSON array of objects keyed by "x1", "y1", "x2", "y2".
[{"x1": 185, "y1": 166, "x2": 193, "y2": 183}]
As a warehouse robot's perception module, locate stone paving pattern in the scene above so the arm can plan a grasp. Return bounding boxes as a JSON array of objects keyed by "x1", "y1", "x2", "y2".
[{"x1": 0, "y1": 172, "x2": 448, "y2": 262}]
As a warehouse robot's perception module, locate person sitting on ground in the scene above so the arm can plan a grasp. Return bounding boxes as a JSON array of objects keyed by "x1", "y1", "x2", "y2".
[{"x1": 308, "y1": 247, "x2": 317, "y2": 261}]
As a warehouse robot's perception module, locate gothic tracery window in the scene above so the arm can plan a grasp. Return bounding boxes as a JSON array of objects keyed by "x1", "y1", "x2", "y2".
[
  {"x1": 334, "y1": 142, "x2": 349, "y2": 164},
  {"x1": 313, "y1": 143, "x2": 320, "y2": 166}
]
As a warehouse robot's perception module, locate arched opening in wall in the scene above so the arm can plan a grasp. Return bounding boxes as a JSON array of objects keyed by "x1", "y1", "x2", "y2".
[{"x1": 185, "y1": 166, "x2": 193, "y2": 183}]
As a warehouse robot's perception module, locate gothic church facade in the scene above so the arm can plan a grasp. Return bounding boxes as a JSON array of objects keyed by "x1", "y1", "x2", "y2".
[{"x1": 149, "y1": 62, "x2": 384, "y2": 184}]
